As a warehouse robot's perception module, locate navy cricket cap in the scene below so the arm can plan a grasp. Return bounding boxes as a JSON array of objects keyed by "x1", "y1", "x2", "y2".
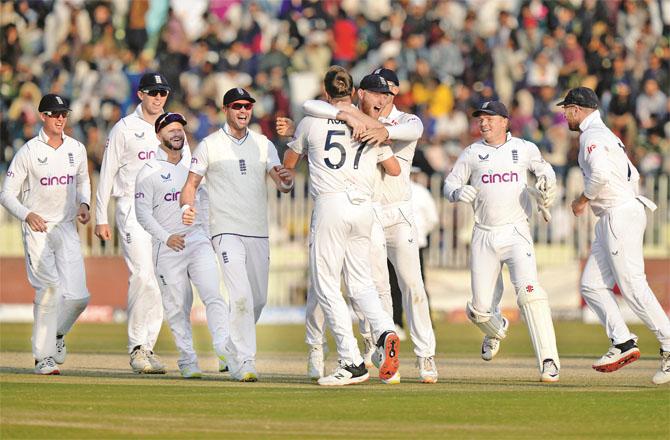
[
  {"x1": 139, "y1": 72, "x2": 171, "y2": 92},
  {"x1": 472, "y1": 101, "x2": 509, "y2": 118},
  {"x1": 223, "y1": 87, "x2": 256, "y2": 105},
  {"x1": 359, "y1": 74, "x2": 393, "y2": 94},
  {"x1": 38, "y1": 94, "x2": 71, "y2": 112},
  {"x1": 371, "y1": 68, "x2": 399, "y2": 86},
  {"x1": 155, "y1": 112, "x2": 187, "y2": 133},
  {"x1": 556, "y1": 87, "x2": 599, "y2": 108}
]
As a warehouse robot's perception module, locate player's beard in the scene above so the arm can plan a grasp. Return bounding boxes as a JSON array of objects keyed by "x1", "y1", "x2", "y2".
[
  {"x1": 567, "y1": 120, "x2": 580, "y2": 132},
  {"x1": 164, "y1": 135, "x2": 184, "y2": 150}
]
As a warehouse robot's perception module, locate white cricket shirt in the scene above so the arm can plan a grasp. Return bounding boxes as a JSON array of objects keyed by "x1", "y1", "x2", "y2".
[
  {"x1": 95, "y1": 104, "x2": 191, "y2": 224},
  {"x1": 577, "y1": 110, "x2": 641, "y2": 217},
  {"x1": 0, "y1": 129, "x2": 90, "y2": 223},
  {"x1": 444, "y1": 133, "x2": 556, "y2": 227},
  {"x1": 288, "y1": 115, "x2": 394, "y2": 200},
  {"x1": 135, "y1": 148, "x2": 208, "y2": 244}
]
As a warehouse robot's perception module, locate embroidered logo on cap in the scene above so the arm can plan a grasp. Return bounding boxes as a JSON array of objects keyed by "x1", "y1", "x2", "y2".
[
  {"x1": 155, "y1": 75, "x2": 162, "y2": 84},
  {"x1": 55, "y1": 96, "x2": 64, "y2": 105}
]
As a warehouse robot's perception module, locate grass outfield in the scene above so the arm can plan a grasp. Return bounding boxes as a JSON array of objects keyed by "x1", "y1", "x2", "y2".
[{"x1": 1, "y1": 321, "x2": 668, "y2": 439}]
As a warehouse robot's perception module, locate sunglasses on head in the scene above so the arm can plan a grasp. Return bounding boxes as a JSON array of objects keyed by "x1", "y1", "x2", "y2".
[
  {"x1": 44, "y1": 111, "x2": 69, "y2": 118},
  {"x1": 228, "y1": 102, "x2": 254, "y2": 110},
  {"x1": 143, "y1": 89, "x2": 169, "y2": 97}
]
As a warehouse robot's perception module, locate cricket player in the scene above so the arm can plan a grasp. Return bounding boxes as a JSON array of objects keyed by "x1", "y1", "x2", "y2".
[
  {"x1": 180, "y1": 87, "x2": 293, "y2": 382},
  {"x1": 283, "y1": 68, "x2": 402, "y2": 386},
  {"x1": 559, "y1": 87, "x2": 670, "y2": 385},
  {"x1": 444, "y1": 100, "x2": 561, "y2": 383},
  {"x1": 298, "y1": 68, "x2": 438, "y2": 384},
  {"x1": 95, "y1": 72, "x2": 181, "y2": 374},
  {"x1": 135, "y1": 112, "x2": 234, "y2": 378},
  {"x1": 0, "y1": 94, "x2": 90, "y2": 375}
]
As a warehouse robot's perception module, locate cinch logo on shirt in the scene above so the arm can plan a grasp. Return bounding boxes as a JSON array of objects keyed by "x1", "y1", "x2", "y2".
[
  {"x1": 163, "y1": 190, "x2": 180, "y2": 201},
  {"x1": 481, "y1": 171, "x2": 519, "y2": 184},
  {"x1": 191, "y1": 157, "x2": 198, "y2": 164},
  {"x1": 138, "y1": 151, "x2": 156, "y2": 160},
  {"x1": 6, "y1": 170, "x2": 14, "y2": 177},
  {"x1": 40, "y1": 175, "x2": 74, "y2": 186},
  {"x1": 135, "y1": 192, "x2": 144, "y2": 198}
]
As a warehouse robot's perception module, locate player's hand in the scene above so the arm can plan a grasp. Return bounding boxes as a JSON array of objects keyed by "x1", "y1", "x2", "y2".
[
  {"x1": 455, "y1": 185, "x2": 478, "y2": 203},
  {"x1": 360, "y1": 126, "x2": 389, "y2": 147},
  {"x1": 77, "y1": 204, "x2": 90, "y2": 224},
  {"x1": 95, "y1": 224, "x2": 112, "y2": 240},
  {"x1": 273, "y1": 165, "x2": 294, "y2": 187},
  {"x1": 25, "y1": 212, "x2": 47, "y2": 232},
  {"x1": 571, "y1": 196, "x2": 589, "y2": 217},
  {"x1": 339, "y1": 113, "x2": 366, "y2": 140},
  {"x1": 166, "y1": 234, "x2": 186, "y2": 251},
  {"x1": 182, "y1": 206, "x2": 196, "y2": 225},
  {"x1": 276, "y1": 117, "x2": 295, "y2": 137}
]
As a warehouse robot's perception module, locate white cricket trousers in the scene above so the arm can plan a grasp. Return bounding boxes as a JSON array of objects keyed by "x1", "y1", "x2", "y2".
[
  {"x1": 153, "y1": 229, "x2": 231, "y2": 369},
  {"x1": 581, "y1": 199, "x2": 670, "y2": 350},
  {"x1": 212, "y1": 234, "x2": 269, "y2": 364},
  {"x1": 116, "y1": 196, "x2": 163, "y2": 353},
  {"x1": 308, "y1": 193, "x2": 395, "y2": 365},
  {"x1": 368, "y1": 202, "x2": 436, "y2": 358},
  {"x1": 470, "y1": 222, "x2": 539, "y2": 311},
  {"x1": 22, "y1": 221, "x2": 89, "y2": 361}
]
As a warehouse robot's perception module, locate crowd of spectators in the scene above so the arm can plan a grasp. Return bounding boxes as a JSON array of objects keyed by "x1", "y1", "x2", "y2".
[{"x1": 1, "y1": 0, "x2": 669, "y2": 181}]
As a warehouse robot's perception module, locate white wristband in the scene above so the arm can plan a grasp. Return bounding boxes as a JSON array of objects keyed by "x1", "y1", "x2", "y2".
[
  {"x1": 280, "y1": 180, "x2": 294, "y2": 190},
  {"x1": 180, "y1": 204, "x2": 191, "y2": 213}
]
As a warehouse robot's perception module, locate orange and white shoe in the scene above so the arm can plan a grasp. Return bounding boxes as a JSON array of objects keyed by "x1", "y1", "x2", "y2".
[
  {"x1": 592, "y1": 338, "x2": 640, "y2": 373},
  {"x1": 35, "y1": 357, "x2": 60, "y2": 375},
  {"x1": 373, "y1": 331, "x2": 400, "y2": 382}
]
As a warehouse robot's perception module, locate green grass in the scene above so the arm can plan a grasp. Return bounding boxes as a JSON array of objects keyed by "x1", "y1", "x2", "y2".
[{"x1": 1, "y1": 322, "x2": 669, "y2": 439}]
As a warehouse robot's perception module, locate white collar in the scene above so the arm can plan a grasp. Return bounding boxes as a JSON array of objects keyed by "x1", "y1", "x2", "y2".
[
  {"x1": 482, "y1": 131, "x2": 512, "y2": 147},
  {"x1": 579, "y1": 109, "x2": 601, "y2": 132},
  {"x1": 380, "y1": 105, "x2": 401, "y2": 123},
  {"x1": 38, "y1": 128, "x2": 65, "y2": 144}
]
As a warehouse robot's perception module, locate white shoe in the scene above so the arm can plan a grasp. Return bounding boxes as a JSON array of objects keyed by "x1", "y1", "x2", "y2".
[
  {"x1": 233, "y1": 360, "x2": 258, "y2": 382},
  {"x1": 54, "y1": 336, "x2": 66, "y2": 365},
  {"x1": 417, "y1": 356, "x2": 438, "y2": 383},
  {"x1": 144, "y1": 349, "x2": 167, "y2": 374},
  {"x1": 317, "y1": 360, "x2": 369, "y2": 386},
  {"x1": 652, "y1": 350, "x2": 670, "y2": 385},
  {"x1": 372, "y1": 331, "x2": 400, "y2": 382},
  {"x1": 35, "y1": 357, "x2": 60, "y2": 375},
  {"x1": 481, "y1": 318, "x2": 508, "y2": 361},
  {"x1": 363, "y1": 337, "x2": 375, "y2": 369},
  {"x1": 540, "y1": 359, "x2": 559, "y2": 383},
  {"x1": 130, "y1": 347, "x2": 152, "y2": 373},
  {"x1": 307, "y1": 345, "x2": 327, "y2": 380},
  {"x1": 395, "y1": 324, "x2": 407, "y2": 342},
  {"x1": 180, "y1": 363, "x2": 203, "y2": 379},
  {"x1": 592, "y1": 338, "x2": 640, "y2": 373}
]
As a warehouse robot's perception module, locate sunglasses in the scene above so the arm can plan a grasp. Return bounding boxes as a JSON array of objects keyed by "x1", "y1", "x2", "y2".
[
  {"x1": 143, "y1": 89, "x2": 169, "y2": 97},
  {"x1": 228, "y1": 103, "x2": 254, "y2": 110},
  {"x1": 43, "y1": 111, "x2": 69, "y2": 118}
]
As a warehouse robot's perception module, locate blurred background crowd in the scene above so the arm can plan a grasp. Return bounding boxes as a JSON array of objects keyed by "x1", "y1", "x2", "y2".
[{"x1": 1, "y1": 0, "x2": 669, "y2": 181}]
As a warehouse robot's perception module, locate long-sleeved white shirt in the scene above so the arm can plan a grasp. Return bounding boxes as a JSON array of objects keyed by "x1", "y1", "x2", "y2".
[
  {"x1": 577, "y1": 110, "x2": 642, "y2": 217},
  {"x1": 375, "y1": 105, "x2": 423, "y2": 204},
  {"x1": 444, "y1": 133, "x2": 556, "y2": 227},
  {"x1": 301, "y1": 101, "x2": 422, "y2": 204},
  {"x1": 0, "y1": 129, "x2": 90, "y2": 223},
  {"x1": 288, "y1": 115, "x2": 393, "y2": 200},
  {"x1": 135, "y1": 148, "x2": 207, "y2": 244},
  {"x1": 95, "y1": 104, "x2": 190, "y2": 224}
]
